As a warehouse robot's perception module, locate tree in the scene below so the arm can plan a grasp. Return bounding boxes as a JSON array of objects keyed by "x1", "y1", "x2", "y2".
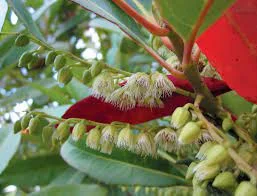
[{"x1": 0, "y1": 0, "x2": 257, "y2": 195}]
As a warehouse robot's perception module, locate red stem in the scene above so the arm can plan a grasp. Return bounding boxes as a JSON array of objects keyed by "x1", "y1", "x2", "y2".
[
  {"x1": 112, "y1": 0, "x2": 170, "y2": 36},
  {"x1": 192, "y1": 45, "x2": 201, "y2": 63},
  {"x1": 161, "y1": 37, "x2": 174, "y2": 51}
]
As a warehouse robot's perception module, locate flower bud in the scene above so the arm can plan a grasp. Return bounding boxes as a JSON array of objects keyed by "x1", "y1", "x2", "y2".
[
  {"x1": 186, "y1": 162, "x2": 197, "y2": 180},
  {"x1": 193, "y1": 186, "x2": 208, "y2": 196},
  {"x1": 18, "y1": 52, "x2": 33, "y2": 67},
  {"x1": 196, "y1": 141, "x2": 216, "y2": 160},
  {"x1": 170, "y1": 107, "x2": 191, "y2": 129},
  {"x1": 82, "y1": 70, "x2": 92, "y2": 84},
  {"x1": 235, "y1": 181, "x2": 257, "y2": 196},
  {"x1": 45, "y1": 51, "x2": 57, "y2": 66},
  {"x1": 27, "y1": 55, "x2": 40, "y2": 70},
  {"x1": 42, "y1": 126, "x2": 54, "y2": 145},
  {"x1": 117, "y1": 126, "x2": 134, "y2": 150},
  {"x1": 252, "y1": 104, "x2": 257, "y2": 113},
  {"x1": 28, "y1": 117, "x2": 41, "y2": 134},
  {"x1": 195, "y1": 164, "x2": 220, "y2": 181},
  {"x1": 90, "y1": 61, "x2": 104, "y2": 77},
  {"x1": 212, "y1": 172, "x2": 237, "y2": 190},
  {"x1": 54, "y1": 54, "x2": 66, "y2": 71},
  {"x1": 55, "y1": 121, "x2": 70, "y2": 143},
  {"x1": 100, "y1": 141, "x2": 114, "y2": 154},
  {"x1": 222, "y1": 118, "x2": 233, "y2": 132},
  {"x1": 86, "y1": 127, "x2": 101, "y2": 150},
  {"x1": 21, "y1": 114, "x2": 32, "y2": 129},
  {"x1": 72, "y1": 122, "x2": 86, "y2": 141},
  {"x1": 13, "y1": 120, "x2": 22, "y2": 134},
  {"x1": 178, "y1": 122, "x2": 201, "y2": 144},
  {"x1": 101, "y1": 125, "x2": 118, "y2": 144},
  {"x1": 135, "y1": 132, "x2": 156, "y2": 156},
  {"x1": 15, "y1": 34, "x2": 30, "y2": 47},
  {"x1": 154, "y1": 127, "x2": 177, "y2": 152},
  {"x1": 205, "y1": 144, "x2": 228, "y2": 165},
  {"x1": 57, "y1": 66, "x2": 73, "y2": 85}
]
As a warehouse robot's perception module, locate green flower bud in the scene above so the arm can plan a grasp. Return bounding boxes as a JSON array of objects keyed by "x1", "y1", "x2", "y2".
[
  {"x1": 154, "y1": 127, "x2": 177, "y2": 152},
  {"x1": 178, "y1": 122, "x2": 201, "y2": 144},
  {"x1": 21, "y1": 114, "x2": 32, "y2": 129},
  {"x1": 18, "y1": 52, "x2": 33, "y2": 67},
  {"x1": 82, "y1": 70, "x2": 92, "y2": 84},
  {"x1": 42, "y1": 126, "x2": 54, "y2": 145},
  {"x1": 55, "y1": 121, "x2": 70, "y2": 143},
  {"x1": 28, "y1": 117, "x2": 41, "y2": 134},
  {"x1": 252, "y1": 104, "x2": 257, "y2": 113},
  {"x1": 27, "y1": 55, "x2": 40, "y2": 69},
  {"x1": 195, "y1": 164, "x2": 220, "y2": 181},
  {"x1": 186, "y1": 162, "x2": 197, "y2": 180},
  {"x1": 135, "y1": 132, "x2": 156, "y2": 156},
  {"x1": 86, "y1": 127, "x2": 101, "y2": 150},
  {"x1": 222, "y1": 118, "x2": 233, "y2": 132},
  {"x1": 193, "y1": 186, "x2": 208, "y2": 196},
  {"x1": 100, "y1": 141, "x2": 114, "y2": 154},
  {"x1": 45, "y1": 51, "x2": 57, "y2": 66},
  {"x1": 117, "y1": 126, "x2": 134, "y2": 150},
  {"x1": 15, "y1": 34, "x2": 30, "y2": 47},
  {"x1": 13, "y1": 120, "x2": 22, "y2": 133},
  {"x1": 57, "y1": 66, "x2": 73, "y2": 85},
  {"x1": 72, "y1": 121, "x2": 86, "y2": 141},
  {"x1": 212, "y1": 171, "x2": 237, "y2": 190},
  {"x1": 171, "y1": 107, "x2": 191, "y2": 129},
  {"x1": 90, "y1": 61, "x2": 104, "y2": 77},
  {"x1": 196, "y1": 141, "x2": 216, "y2": 160},
  {"x1": 205, "y1": 144, "x2": 229, "y2": 165},
  {"x1": 235, "y1": 181, "x2": 257, "y2": 196},
  {"x1": 54, "y1": 54, "x2": 66, "y2": 71},
  {"x1": 100, "y1": 125, "x2": 118, "y2": 144}
]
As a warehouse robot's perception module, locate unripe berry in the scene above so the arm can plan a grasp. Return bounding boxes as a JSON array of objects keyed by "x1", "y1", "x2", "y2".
[
  {"x1": 15, "y1": 34, "x2": 30, "y2": 47},
  {"x1": 54, "y1": 54, "x2": 66, "y2": 71},
  {"x1": 235, "y1": 181, "x2": 257, "y2": 196},
  {"x1": 212, "y1": 171, "x2": 237, "y2": 190},
  {"x1": 28, "y1": 117, "x2": 41, "y2": 134},
  {"x1": 57, "y1": 67, "x2": 73, "y2": 85},
  {"x1": 196, "y1": 141, "x2": 216, "y2": 160},
  {"x1": 178, "y1": 122, "x2": 201, "y2": 144},
  {"x1": 170, "y1": 107, "x2": 191, "y2": 129}
]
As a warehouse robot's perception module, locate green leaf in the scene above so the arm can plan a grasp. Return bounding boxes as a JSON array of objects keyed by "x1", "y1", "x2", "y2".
[
  {"x1": 29, "y1": 184, "x2": 108, "y2": 196},
  {"x1": 50, "y1": 168, "x2": 85, "y2": 185},
  {"x1": 7, "y1": 0, "x2": 45, "y2": 41},
  {"x1": 125, "y1": 0, "x2": 153, "y2": 17},
  {"x1": 155, "y1": 0, "x2": 235, "y2": 40},
  {"x1": 0, "y1": 125, "x2": 21, "y2": 175},
  {"x1": 89, "y1": 18, "x2": 121, "y2": 33},
  {"x1": 0, "y1": 0, "x2": 8, "y2": 31},
  {"x1": 38, "y1": 105, "x2": 71, "y2": 117},
  {"x1": 61, "y1": 138, "x2": 187, "y2": 186},
  {"x1": 0, "y1": 155, "x2": 70, "y2": 186},
  {"x1": 221, "y1": 91, "x2": 253, "y2": 116}
]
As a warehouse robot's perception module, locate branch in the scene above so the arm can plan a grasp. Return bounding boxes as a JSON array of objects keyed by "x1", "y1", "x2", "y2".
[{"x1": 112, "y1": 0, "x2": 170, "y2": 36}]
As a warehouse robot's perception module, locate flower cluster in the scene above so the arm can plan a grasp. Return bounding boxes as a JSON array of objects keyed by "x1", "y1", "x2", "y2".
[{"x1": 91, "y1": 72, "x2": 176, "y2": 110}]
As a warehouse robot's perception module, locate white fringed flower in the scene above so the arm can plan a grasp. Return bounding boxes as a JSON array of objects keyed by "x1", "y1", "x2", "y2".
[
  {"x1": 116, "y1": 126, "x2": 134, "y2": 150},
  {"x1": 100, "y1": 125, "x2": 118, "y2": 144},
  {"x1": 107, "y1": 87, "x2": 136, "y2": 110},
  {"x1": 86, "y1": 127, "x2": 101, "y2": 150},
  {"x1": 154, "y1": 128, "x2": 178, "y2": 152},
  {"x1": 135, "y1": 132, "x2": 156, "y2": 156},
  {"x1": 198, "y1": 131, "x2": 213, "y2": 144},
  {"x1": 151, "y1": 72, "x2": 176, "y2": 98},
  {"x1": 92, "y1": 72, "x2": 117, "y2": 99}
]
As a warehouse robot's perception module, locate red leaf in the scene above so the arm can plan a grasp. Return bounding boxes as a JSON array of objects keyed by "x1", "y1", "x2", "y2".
[
  {"x1": 62, "y1": 76, "x2": 230, "y2": 125},
  {"x1": 197, "y1": 0, "x2": 257, "y2": 104}
]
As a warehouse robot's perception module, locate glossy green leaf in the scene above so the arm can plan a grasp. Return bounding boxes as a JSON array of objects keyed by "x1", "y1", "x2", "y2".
[
  {"x1": 38, "y1": 105, "x2": 71, "y2": 117},
  {"x1": 0, "y1": 125, "x2": 21, "y2": 175},
  {"x1": 0, "y1": 155, "x2": 69, "y2": 186},
  {"x1": 89, "y1": 18, "x2": 121, "y2": 33},
  {"x1": 50, "y1": 168, "x2": 85, "y2": 185},
  {"x1": 65, "y1": 78, "x2": 91, "y2": 101},
  {"x1": 221, "y1": 91, "x2": 253, "y2": 116},
  {"x1": 155, "y1": 0, "x2": 235, "y2": 40},
  {"x1": 7, "y1": 0, "x2": 45, "y2": 40},
  {"x1": 125, "y1": 0, "x2": 153, "y2": 16},
  {"x1": 29, "y1": 184, "x2": 108, "y2": 196},
  {"x1": 0, "y1": 0, "x2": 8, "y2": 31},
  {"x1": 61, "y1": 138, "x2": 187, "y2": 186}
]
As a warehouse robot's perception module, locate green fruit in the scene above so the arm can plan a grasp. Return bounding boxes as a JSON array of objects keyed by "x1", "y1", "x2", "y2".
[
  {"x1": 72, "y1": 122, "x2": 86, "y2": 141},
  {"x1": 18, "y1": 52, "x2": 33, "y2": 67},
  {"x1": 82, "y1": 70, "x2": 92, "y2": 84},
  {"x1": 212, "y1": 172, "x2": 237, "y2": 190},
  {"x1": 178, "y1": 122, "x2": 201, "y2": 144},
  {"x1": 54, "y1": 54, "x2": 66, "y2": 71},
  {"x1": 42, "y1": 126, "x2": 54, "y2": 145},
  {"x1": 15, "y1": 34, "x2": 30, "y2": 47},
  {"x1": 171, "y1": 107, "x2": 191, "y2": 129},
  {"x1": 13, "y1": 120, "x2": 22, "y2": 133},
  {"x1": 57, "y1": 66, "x2": 73, "y2": 85},
  {"x1": 235, "y1": 181, "x2": 257, "y2": 196},
  {"x1": 55, "y1": 121, "x2": 70, "y2": 143},
  {"x1": 21, "y1": 114, "x2": 32, "y2": 129},
  {"x1": 90, "y1": 61, "x2": 104, "y2": 77},
  {"x1": 45, "y1": 51, "x2": 57, "y2": 66},
  {"x1": 222, "y1": 118, "x2": 233, "y2": 132}
]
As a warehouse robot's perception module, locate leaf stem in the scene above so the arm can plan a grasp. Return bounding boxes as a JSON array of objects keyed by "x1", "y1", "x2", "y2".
[{"x1": 111, "y1": 0, "x2": 170, "y2": 36}]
